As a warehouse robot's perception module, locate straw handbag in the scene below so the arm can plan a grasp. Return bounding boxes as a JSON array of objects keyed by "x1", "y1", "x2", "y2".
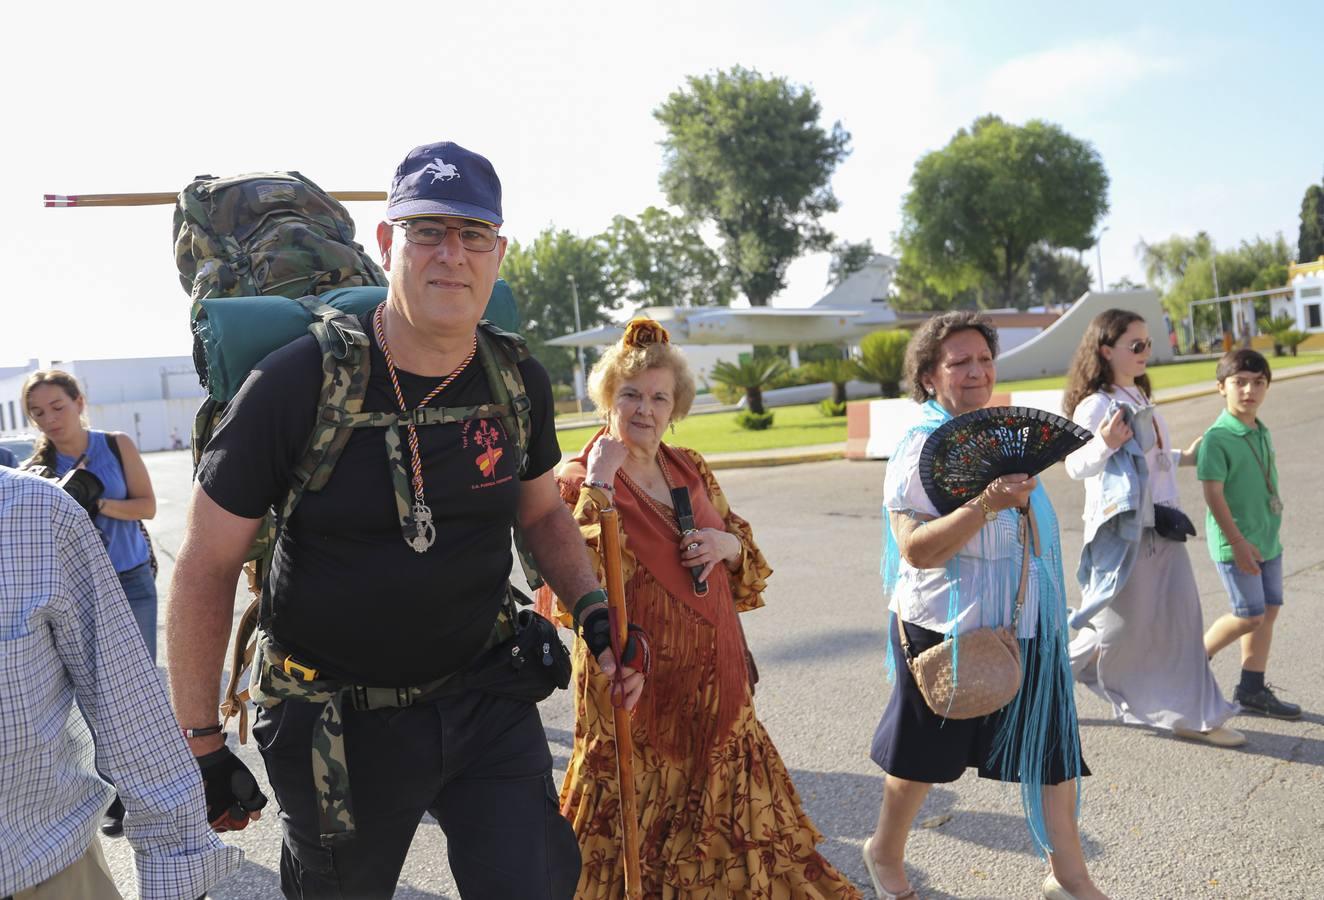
[{"x1": 899, "y1": 506, "x2": 1039, "y2": 720}]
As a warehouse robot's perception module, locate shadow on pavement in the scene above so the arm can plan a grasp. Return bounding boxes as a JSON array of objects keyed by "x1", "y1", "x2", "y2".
[{"x1": 756, "y1": 627, "x2": 885, "y2": 665}]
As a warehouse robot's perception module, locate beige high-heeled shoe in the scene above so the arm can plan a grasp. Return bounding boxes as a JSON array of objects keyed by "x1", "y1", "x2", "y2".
[
  {"x1": 861, "y1": 837, "x2": 918, "y2": 899},
  {"x1": 1042, "y1": 873, "x2": 1079, "y2": 899}
]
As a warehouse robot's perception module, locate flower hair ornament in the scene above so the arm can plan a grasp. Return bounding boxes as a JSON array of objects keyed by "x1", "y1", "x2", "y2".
[{"x1": 622, "y1": 318, "x2": 670, "y2": 348}]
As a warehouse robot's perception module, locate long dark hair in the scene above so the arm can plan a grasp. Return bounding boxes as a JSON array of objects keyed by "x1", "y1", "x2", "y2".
[
  {"x1": 1063, "y1": 309, "x2": 1153, "y2": 416},
  {"x1": 20, "y1": 369, "x2": 88, "y2": 471}
]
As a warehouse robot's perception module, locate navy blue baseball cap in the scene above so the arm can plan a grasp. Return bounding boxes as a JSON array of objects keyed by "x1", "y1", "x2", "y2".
[{"x1": 386, "y1": 141, "x2": 503, "y2": 226}]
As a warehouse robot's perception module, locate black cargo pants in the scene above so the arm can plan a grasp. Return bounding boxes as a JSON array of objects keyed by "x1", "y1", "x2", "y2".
[{"x1": 254, "y1": 688, "x2": 580, "y2": 899}]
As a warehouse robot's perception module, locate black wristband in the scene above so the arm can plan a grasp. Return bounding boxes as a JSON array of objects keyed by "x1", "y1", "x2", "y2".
[
  {"x1": 182, "y1": 724, "x2": 224, "y2": 739},
  {"x1": 580, "y1": 606, "x2": 613, "y2": 659},
  {"x1": 572, "y1": 589, "x2": 608, "y2": 627}
]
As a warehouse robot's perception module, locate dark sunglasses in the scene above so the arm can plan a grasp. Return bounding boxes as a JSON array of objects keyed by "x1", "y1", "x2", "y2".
[{"x1": 1117, "y1": 338, "x2": 1152, "y2": 354}]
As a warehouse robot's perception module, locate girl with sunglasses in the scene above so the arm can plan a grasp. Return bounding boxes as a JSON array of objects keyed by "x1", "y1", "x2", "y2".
[{"x1": 1061, "y1": 310, "x2": 1241, "y2": 747}]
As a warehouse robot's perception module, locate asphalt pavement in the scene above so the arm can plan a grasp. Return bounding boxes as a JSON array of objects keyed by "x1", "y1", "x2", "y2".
[{"x1": 100, "y1": 373, "x2": 1323, "y2": 898}]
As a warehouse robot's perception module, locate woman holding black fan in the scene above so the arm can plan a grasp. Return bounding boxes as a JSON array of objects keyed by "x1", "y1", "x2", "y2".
[
  {"x1": 537, "y1": 320, "x2": 859, "y2": 899},
  {"x1": 1062, "y1": 310, "x2": 1240, "y2": 746},
  {"x1": 864, "y1": 312, "x2": 1105, "y2": 900}
]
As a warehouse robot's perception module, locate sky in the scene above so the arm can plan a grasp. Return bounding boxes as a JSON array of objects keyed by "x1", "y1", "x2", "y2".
[{"x1": 3, "y1": 0, "x2": 1320, "y2": 366}]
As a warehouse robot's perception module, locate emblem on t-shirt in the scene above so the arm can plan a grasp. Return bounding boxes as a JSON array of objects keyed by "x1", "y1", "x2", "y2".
[{"x1": 463, "y1": 419, "x2": 512, "y2": 488}]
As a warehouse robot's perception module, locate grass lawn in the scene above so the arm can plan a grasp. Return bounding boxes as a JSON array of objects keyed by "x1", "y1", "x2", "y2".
[
  {"x1": 555, "y1": 403, "x2": 847, "y2": 456},
  {"x1": 553, "y1": 352, "x2": 1324, "y2": 456},
  {"x1": 998, "y1": 351, "x2": 1324, "y2": 393}
]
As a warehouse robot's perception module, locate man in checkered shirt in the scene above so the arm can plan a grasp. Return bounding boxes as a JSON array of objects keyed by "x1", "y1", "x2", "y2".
[{"x1": 0, "y1": 467, "x2": 241, "y2": 899}]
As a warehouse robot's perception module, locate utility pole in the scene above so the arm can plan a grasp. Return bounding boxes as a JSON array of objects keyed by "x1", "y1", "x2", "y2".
[
  {"x1": 567, "y1": 274, "x2": 586, "y2": 414},
  {"x1": 1095, "y1": 226, "x2": 1109, "y2": 291}
]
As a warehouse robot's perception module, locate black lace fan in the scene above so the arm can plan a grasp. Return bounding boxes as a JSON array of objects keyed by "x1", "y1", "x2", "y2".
[{"x1": 918, "y1": 406, "x2": 1092, "y2": 515}]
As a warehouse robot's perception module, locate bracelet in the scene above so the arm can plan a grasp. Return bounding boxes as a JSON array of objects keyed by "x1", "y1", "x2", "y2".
[
  {"x1": 585, "y1": 479, "x2": 614, "y2": 492},
  {"x1": 572, "y1": 588, "x2": 608, "y2": 627},
  {"x1": 181, "y1": 724, "x2": 224, "y2": 739}
]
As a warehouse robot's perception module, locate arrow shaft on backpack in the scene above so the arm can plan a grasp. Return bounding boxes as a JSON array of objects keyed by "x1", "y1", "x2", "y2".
[
  {"x1": 598, "y1": 507, "x2": 642, "y2": 900},
  {"x1": 42, "y1": 191, "x2": 386, "y2": 208}
]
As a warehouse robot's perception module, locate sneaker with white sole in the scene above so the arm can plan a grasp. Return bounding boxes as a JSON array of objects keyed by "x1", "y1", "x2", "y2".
[
  {"x1": 1172, "y1": 725, "x2": 1247, "y2": 747},
  {"x1": 1233, "y1": 684, "x2": 1302, "y2": 719}
]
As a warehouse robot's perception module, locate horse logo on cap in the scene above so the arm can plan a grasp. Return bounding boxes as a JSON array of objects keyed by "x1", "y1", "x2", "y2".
[{"x1": 424, "y1": 158, "x2": 460, "y2": 183}]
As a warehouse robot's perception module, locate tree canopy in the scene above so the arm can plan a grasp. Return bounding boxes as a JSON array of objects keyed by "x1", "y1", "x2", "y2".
[
  {"x1": 654, "y1": 66, "x2": 851, "y2": 306},
  {"x1": 604, "y1": 207, "x2": 733, "y2": 308},
  {"x1": 500, "y1": 228, "x2": 621, "y2": 384},
  {"x1": 827, "y1": 239, "x2": 876, "y2": 287},
  {"x1": 898, "y1": 115, "x2": 1109, "y2": 307},
  {"x1": 1137, "y1": 232, "x2": 1293, "y2": 332},
  {"x1": 1299, "y1": 181, "x2": 1324, "y2": 264}
]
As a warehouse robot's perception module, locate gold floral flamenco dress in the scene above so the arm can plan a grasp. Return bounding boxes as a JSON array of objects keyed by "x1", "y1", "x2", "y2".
[{"x1": 538, "y1": 436, "x2": 860, "y2": 900}]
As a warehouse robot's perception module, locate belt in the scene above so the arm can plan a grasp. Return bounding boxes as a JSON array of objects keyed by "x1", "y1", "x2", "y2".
[{"x1": 248, "y1": 604, "x2": 516, "y2": 845}]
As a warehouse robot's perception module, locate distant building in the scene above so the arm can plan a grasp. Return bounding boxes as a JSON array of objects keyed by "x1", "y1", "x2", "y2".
[
  {"x1": 1290, "y1": 257, "x2": 1324, "y2": 333},
  {"x1": 0, "y1": 356, "x2": 204, "y2": 452}
]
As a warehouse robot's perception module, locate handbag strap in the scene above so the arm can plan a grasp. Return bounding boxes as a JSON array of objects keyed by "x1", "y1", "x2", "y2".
[{"x1": 896, "y1": 503, "x2": 1039, "y2": 659}]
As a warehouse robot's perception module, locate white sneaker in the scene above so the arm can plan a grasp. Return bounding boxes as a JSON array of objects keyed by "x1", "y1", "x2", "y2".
[{"x1": 1173, "y1": 725, "x2": 1247, "y2": 747}]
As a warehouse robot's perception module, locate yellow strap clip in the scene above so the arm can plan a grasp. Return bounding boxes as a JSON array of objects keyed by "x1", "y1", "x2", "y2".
[{"x1": 282, "y1": 655, "x2": 319, "y2": 682}]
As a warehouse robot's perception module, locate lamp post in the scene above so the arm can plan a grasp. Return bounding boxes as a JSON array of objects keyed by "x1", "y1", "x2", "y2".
[
  {"x1": 1095, "y1": 226, "x2": 1109, "y2": 291},
  {"x1": 567, "y1": 274, "x2": 586, "y2": 414}
]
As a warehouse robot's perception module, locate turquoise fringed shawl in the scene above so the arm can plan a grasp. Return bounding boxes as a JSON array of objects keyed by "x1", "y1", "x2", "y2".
[{"x1": 881, "y1": 400, "x2": 1082, "y2": 854}]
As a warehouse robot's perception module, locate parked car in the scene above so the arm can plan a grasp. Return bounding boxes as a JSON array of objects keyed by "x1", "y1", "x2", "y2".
[{"x1": 0, "y1": 434, "x2": 37, "y2": 466}]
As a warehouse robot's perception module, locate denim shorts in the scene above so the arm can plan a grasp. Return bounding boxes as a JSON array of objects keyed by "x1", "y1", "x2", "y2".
[{"x1": 1215, "y1": 553, "x2": 1284, "y2": 618}]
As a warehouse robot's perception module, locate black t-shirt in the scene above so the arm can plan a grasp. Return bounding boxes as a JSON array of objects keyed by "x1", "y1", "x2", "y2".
[{"x1": 197, "y1": 314, "x2": 561, "y2": 686}]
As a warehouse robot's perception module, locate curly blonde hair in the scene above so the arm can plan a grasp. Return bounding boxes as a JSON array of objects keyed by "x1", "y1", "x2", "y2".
[{"x1": 587, "y1": 319, "x2": 697, "y2": 422}]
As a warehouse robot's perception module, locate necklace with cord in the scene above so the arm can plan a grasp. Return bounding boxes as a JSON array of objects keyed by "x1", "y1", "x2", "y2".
[{"x1": 373, "y1": 302, "x2": 478, "y2": 553}]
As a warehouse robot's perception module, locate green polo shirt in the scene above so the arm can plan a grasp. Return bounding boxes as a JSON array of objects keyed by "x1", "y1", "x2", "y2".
[{"x1": 1196, "y1": 410, "x2": 1282, "y2": 563}]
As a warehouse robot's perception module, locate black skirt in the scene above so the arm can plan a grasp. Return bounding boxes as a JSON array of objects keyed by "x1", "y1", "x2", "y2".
[{"x1": 871, "y1": 616, "x2": 1089, "y2": 785}]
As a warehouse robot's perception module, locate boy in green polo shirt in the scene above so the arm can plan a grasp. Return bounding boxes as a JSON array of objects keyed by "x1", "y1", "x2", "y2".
[{"x1": 1198, "y1": 349, "x2": 1300, "y2": 719}]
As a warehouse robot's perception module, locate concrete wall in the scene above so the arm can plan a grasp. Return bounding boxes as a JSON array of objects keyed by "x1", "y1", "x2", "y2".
[{"x1": 995, "y1": 290, "x2": 1171, "y2": 381}]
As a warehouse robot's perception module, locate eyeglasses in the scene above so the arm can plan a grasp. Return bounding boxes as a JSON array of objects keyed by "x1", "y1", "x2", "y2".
[
  {"x1": 392, "y1": 219, "x2": 500, "y2": 252},
  {"x1": 1118, "y1": 338, "x2": 1152, "y2": 354}
]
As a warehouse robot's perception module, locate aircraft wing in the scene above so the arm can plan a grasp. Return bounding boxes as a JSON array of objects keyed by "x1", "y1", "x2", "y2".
[{"x1": 547, "y1": 306, "x2": 896, "y2": 347}]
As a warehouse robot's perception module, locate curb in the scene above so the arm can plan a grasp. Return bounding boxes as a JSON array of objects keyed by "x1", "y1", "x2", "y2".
[
  {"x1": 1153, "y1": 363, "x2": 1324, "y2": 406},
  {"x1": 705, "y1": 447, "x2": 845, "y2": 471}
]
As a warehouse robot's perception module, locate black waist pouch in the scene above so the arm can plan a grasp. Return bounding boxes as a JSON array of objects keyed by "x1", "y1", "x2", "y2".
[
  {"x1": 1154, "y1": 504, "x2": 1197, "y2": 542},
  {"x1": 464, "y1": 609, "x2": 572, "y2": 703}
]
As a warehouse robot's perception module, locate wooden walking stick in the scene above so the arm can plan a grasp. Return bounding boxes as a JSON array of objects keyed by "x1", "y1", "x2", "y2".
[
  {"x1": 598, "y1": 506, "x2": 643, "y2": 900},
  {"x1": 43, "y1": 190, "x2": 385, "y2": 208}
]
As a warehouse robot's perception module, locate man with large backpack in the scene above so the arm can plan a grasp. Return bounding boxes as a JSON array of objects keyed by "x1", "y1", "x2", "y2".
[{"x1": 165, "y1": 141, "x2": 647, "y2": 899}]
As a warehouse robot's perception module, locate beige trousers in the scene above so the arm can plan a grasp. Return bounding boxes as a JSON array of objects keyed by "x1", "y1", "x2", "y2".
[{"x1": 12, "y1": 840, "x2": 120, "y2": 900}]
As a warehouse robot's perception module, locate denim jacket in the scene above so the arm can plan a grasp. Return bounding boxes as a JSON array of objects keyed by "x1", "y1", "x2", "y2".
[{"x1": 1070, "y1": 399, "x2": 1155, "y2": 628}]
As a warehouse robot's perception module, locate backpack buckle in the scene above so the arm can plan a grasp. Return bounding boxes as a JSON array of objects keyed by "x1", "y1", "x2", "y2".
[
  {"x1": 282, "y1": 655, "x2": 319, "y2": 682},
  {"x1": 512, "y1": 394, "x2": 531, "y2": 415}
]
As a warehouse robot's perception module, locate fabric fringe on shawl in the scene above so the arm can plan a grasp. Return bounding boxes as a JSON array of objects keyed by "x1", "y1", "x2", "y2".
[{"x1": 879, "y1": 400, "x2": 1082, "y2": 855}]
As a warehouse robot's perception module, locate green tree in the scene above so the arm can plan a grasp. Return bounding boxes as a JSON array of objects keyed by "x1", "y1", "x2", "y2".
[
  {"x1": 853, "y1": 330, "x2": 910, "y2": 398},
  {"x1": 655, "y1": 66, "x2": 851, "y2": 306},
  {"x1": 1298, "y1": 182, "x2": 1324, "y2": 264},
  {"x1": 899, "y1": 115, "x2": 1109, "y2": 307},
  {"x1": 890, "y1": 253, "x2": 984, "y2": 312},
  {"x1": 1138, "y1": 233, "x2": 1293, "y2": 334},
  {"x1": 500, "y1": 228, "x2": 621, "y2": 385},
  {"x1": 1024, "y1": 244, "x2": 1093, "y2": 309},
  {"x1": 827, "y1": 239, "x2": 876, "y2": 287},
  {"x1": 603, "y1": 207, "x2": 733, "y2": 308},
  {"x1": 1108, "y1": 276, "x2": 1145, "y2": 291},
  {"x1": 707, "y1": 357, "x2": 788, "y2": 415}
]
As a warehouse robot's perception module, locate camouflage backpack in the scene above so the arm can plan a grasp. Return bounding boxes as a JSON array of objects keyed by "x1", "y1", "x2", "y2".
[{"x1": 172, "y1": 171, "x2": 387, "y2": 390}]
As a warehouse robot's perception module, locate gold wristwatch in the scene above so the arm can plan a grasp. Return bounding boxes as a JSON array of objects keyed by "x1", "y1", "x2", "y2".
[{"x1": 978, "y1": 491, "x2": 997, "y2": 522}]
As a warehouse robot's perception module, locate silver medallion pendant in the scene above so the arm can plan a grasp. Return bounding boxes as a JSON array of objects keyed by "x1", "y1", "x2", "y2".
[
  {"x1": 408, "y1": 501, "x2": 437, "y2": 553},
  {"x1": 1157, "y1": 452, "x2": 1172, "y2": 472},
  {"x1": 1269, "y1": 495, "x2": 1284, "y2": 516}
]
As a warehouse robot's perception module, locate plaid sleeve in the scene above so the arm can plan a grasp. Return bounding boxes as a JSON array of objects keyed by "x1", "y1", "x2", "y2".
[{"x1": 49, "y1": 494, "x2": 243, "y2": 900}]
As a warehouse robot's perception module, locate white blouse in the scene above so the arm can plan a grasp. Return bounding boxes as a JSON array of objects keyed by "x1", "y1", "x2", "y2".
[{"x1": 883, "y1": 431, "x2": 1043, "y2": 639}]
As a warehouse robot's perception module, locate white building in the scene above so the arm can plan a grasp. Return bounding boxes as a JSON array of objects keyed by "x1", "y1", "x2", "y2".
[
  {"x1": 0, "y1": 356, "x2": 206, "y2": 452},
  {"x1": 1290, "y1": 257, "x2": 1324, "y2": 333}
]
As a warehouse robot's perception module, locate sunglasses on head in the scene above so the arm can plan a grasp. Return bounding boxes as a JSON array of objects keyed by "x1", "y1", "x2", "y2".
[{"x1": 1117, "y1": 338, "x2": 1152, "y2": 354}]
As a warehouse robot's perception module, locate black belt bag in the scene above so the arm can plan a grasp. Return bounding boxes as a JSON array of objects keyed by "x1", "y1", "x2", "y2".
[{"x1": 465, "y1": 607, "x2": 572, "y2": 704}]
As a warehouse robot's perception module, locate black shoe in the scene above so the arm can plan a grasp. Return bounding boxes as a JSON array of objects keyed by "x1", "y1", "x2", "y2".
[
  {"x1": 100, "y1": 795, "x2": 125, "y2": 837},
  {"x1": 1234, "y1": 684, "x2": 1302, "y2": 719}
]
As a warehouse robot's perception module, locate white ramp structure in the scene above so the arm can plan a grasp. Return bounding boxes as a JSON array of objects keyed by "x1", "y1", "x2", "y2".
[{"x1": 995, "y1": 289, "x2": 1171, "y2": 381}]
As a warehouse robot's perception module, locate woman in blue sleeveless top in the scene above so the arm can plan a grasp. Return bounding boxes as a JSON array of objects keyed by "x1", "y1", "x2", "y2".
[
  {"x1": 23, "y1": 370, "x2": 158, "y2": 658},
  {"x1": 22, "y1": 370, "x2": 160, "y2": 838}
]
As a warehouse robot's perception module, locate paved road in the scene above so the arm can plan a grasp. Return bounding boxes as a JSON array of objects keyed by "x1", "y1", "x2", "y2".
[{"x1": 102, "y1": 376, "x2": 1324, "y2": 898}]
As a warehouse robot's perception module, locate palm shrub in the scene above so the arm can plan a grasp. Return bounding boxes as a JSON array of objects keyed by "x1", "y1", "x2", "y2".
[
  {"x1": 708, "y1": 357, "x2": 788, "y2": 415},
  {"x1": 800, "y1": 358, "x2": 856, "y2": 404},
  {"x1": 1280, "y1": 328, "x2": 1310, "y2": 356},
  {"x1": 1258, "y1": 312, "x2": 1295, "y2": 356},
  {"x1": 735, "y1": 410, "x2": 775, "y2": 430},
  {"x1": 853, "y1": 329, "x2": 910, "y2": 398}
]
